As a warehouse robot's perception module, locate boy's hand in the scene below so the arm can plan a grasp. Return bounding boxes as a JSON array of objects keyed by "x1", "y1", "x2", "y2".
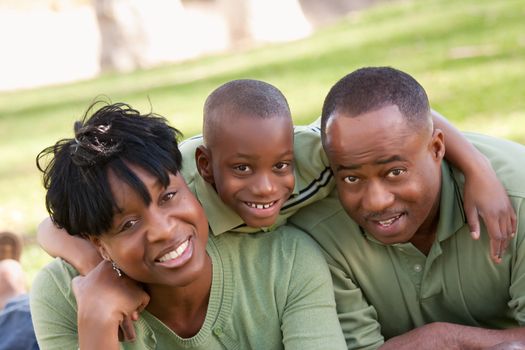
[
  {"x1": 72, "y1": 260, "x2": 149, "y2": 344},
  {"x1": 76, "y1": 246, "x2": 104, "y2": 276},
  {"x1": 37, "y1": 217, "x2": 103, "y2": 275},
  {"x1": 463, "y1": 166, "x2": 517, "y2": 264}
]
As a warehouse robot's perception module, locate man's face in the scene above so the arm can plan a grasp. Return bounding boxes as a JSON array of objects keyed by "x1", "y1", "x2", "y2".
[
  {"x1": 324, "y1": 104, "x2": 444, "y2": 245},
  {"x1": 207, "y1": 114, "x2": 295, "y2": 228}
]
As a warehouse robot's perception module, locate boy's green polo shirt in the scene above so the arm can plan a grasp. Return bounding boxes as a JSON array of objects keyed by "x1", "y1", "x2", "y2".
[
  {"x1": 291, "y1": 133, "x2": 525, "y2": 349},
  {"x1": 179, "y1": 123, "x2": 334, "y2": 235}
]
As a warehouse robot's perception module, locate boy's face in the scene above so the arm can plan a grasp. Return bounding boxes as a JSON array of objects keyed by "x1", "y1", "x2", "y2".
[
  {"x1": 324, "y1": 104, "x2": 444, "y2": 246},
  {"x1": 94, "y1": 164, "x2": 210, "y2": 287},
  {"x1": 206, "y1": 114, "x2": 295, "y2": 228}
]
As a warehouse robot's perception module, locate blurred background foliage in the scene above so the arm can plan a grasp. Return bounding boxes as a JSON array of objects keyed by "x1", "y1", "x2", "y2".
[{"x1": 0, "y1": 0, "x2": 523, "y2": 283}]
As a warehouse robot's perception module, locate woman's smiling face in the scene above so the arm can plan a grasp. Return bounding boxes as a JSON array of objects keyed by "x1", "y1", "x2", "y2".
[{"x1": 94, "y1": 164, "x2": 210, "y2": 288}]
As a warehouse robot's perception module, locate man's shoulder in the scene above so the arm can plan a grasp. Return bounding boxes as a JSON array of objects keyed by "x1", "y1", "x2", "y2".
[
  {"x1": 463, "y1": 132, "x2": 525, "y2": 197},
  {"x1": 290, "y1": 195, "x2": 362, "y2": 243},
  {"x1": 291, "y1": 195, "x2": 346, "y2": 228}
]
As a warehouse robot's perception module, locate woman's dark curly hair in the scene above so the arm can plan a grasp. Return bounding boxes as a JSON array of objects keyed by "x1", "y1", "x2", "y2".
[{"x1": 36, "y1": 102, "x2": 183, "y2": 237}]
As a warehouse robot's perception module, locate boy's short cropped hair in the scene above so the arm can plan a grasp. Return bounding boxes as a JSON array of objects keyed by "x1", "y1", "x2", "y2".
[
  {"x1": 36, "y1": 102, "x2": 183, "y2": 237},
  {"x1": 203, "y1": 79, "x2": 291, "y2": 145}
]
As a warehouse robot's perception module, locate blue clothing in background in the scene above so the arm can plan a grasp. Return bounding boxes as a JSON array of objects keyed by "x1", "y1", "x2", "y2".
[{"x1": 0, "y1": 294, "x2": 39, "y2": 350}]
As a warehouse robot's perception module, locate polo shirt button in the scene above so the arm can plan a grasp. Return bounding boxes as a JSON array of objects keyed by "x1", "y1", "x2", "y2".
[
  {"x1": 213, "y1": 327, "x2": 223, "y2": 336},
  {"x1": 414, "y1": 264, "x2": 422, "y2": 272}
]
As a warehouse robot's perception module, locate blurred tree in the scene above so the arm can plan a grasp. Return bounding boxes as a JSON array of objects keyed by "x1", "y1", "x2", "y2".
[
  {"x1": 218, "y1": 0, "x2": 312, "y2": 46},
  {"x1": 93, "y1": 0, "x2": 149, "y2": 72},
  {"x1": 93, "y1": 0, "x2": 187, "y2": 72},
  {"x1": 300, "y1": 0, "x2": 392, "y2": 25}
]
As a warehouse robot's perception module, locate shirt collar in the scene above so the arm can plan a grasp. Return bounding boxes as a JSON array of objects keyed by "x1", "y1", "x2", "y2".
[
  {"x1": 290, "y1": 167, "x2": 301, "y2": 196},
  {"x1": 435, "y1": 161, "x2": 466, "y2": 242},
  {"x1": 194, "y1": 175, "x2": 245, "y2": 235}
]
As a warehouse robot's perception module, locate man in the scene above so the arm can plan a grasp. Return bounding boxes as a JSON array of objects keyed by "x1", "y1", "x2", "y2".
[{"x1": 291, "y1": 66, "x2": 525, "y2": 349}]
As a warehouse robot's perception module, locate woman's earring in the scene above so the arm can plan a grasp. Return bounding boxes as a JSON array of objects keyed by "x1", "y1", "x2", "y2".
[{"x1": 111, "y1": 261, "x2": 123, "y2": 277}]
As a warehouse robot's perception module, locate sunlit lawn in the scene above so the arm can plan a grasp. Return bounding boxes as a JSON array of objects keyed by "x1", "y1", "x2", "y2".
[{"x1": 0, "y1": 0, "x2": 524, "y2": 284}]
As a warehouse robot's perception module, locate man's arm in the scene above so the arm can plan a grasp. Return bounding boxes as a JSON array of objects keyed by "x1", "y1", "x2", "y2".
[
  {"x1": 431, "y1": 110, "x2": 517, "y2": 262},
  {"x1": 380, "y1": 322, "x2": 525, "y2": 350},
  {"x1": 282, "y1": 125, "x2": 335, "y2": 215}
]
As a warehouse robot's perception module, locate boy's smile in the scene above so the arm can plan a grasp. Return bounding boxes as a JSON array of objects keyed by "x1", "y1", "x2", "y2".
[{"x1": 203, "y1": 114, "x2": 295, "y2": 228}]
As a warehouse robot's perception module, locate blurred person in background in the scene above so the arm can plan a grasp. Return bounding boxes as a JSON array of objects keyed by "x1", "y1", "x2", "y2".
[{"x1": 0, "y1": 231, "x2": 39, "y2": 350}]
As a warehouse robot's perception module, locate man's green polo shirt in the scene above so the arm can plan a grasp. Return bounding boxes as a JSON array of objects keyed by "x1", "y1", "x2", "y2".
[
  {"x1": 290, "y1": 133, "x2": 525, "y2": 350},
  {"x1": 179, "y1": 123, "x2": 334, "y2": 234}
]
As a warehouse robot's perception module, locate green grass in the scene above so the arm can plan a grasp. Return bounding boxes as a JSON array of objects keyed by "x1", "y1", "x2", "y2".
[{"x1": 1, "y1": 0, "x2": 524, "y2": 283}]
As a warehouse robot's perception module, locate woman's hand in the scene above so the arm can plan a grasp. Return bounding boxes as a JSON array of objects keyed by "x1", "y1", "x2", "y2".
[{"x1": 72, "y1": 260, "x2": 150, "y2": 350}]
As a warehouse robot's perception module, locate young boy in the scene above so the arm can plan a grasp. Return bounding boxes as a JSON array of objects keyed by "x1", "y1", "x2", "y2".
[
  {"x1": 38, "y1": 79, "x2": 514, "y2": 271},
  {"x1": 181, "y1": 79, "x2": 334, "y2": 233}
]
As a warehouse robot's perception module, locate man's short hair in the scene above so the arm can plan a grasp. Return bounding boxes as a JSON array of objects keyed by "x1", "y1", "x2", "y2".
[
  {"x1": 203, "y1": 79, "x2": 291, "y2": 145},
  {"x1": 37, "y1": 102, "x2": 183, "y2": 237},
  {"x1": 321, "y1": 66, "x2": 431, "y2": 139}
]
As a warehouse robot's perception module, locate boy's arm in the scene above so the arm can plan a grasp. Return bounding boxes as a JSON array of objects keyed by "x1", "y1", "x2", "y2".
[
  {"x1": 432, "y1": 110, "x2": 517, "y2": 262},
  {"x1": 37, "y1": 217, "x2": 102, "y2": 275},
  {"x1": 282, "y1": 125, "x2": 334, "y2": 218}
]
